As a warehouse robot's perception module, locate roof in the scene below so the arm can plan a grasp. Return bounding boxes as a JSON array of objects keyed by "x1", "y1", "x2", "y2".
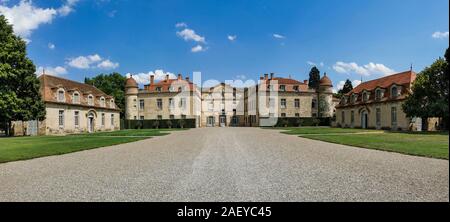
[
  {"x1": 143, "y1": 77, "x2": 196, "y2": 93},
  {"x1": 319, "y1": 74, "x2": 333, "y2": 86},
  {"x1": 346, "y1": 70, "x2": 416, "y2": 95},
  {"x1": 261, "y1": 77, "x2": 309, "y2": 92},
  {"x1": 125, "y1": 77, "x2": 138, "y2": 88},
  {"x1": 38, "y1": 74, "x2": 119, "y2": 110}
]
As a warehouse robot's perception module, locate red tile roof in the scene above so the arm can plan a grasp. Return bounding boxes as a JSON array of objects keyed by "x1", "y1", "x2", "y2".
[
  {"x1": 347, "y1": 70, "x2": 416, "y2": 95},
  {"x1": 143, "y1": 77, "x2": 196, "y2": 93},
  {"x1": 261, "y1": 77, "x2": 310, "y2": 92}
]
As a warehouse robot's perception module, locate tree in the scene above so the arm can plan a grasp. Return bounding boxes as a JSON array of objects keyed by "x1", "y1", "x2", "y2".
[
  {"x1": 402, "y1": 55, "x2": 449, "y2": 130},
  {"x1": 85, "y1": 72, "x2": 126, "y2": 118},
  {"x1": 0, "y1": 15, "x2": 46, "y2": 136},
  {"x1": 308, "y1": 66, "x2": 321, "y2": 90},
  {"x1": 338, "y1": 79, "x2": 353, "y2": 96}
]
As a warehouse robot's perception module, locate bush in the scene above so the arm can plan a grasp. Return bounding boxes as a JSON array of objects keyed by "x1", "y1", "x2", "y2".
[
  {"x1": 276, "y1": 117, "x2": 331, "y2": 127},
  {"x1": 166, "y1": 120, "x2": 173, "y2": 128},
  {"x1": 123, "y1": 119, "x2": 197, "y2": 129}
]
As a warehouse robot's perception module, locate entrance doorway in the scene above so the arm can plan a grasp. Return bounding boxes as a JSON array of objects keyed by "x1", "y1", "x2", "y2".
[
  {"x1": 219, "y1": 115, "x2": 226, "y2": 127},
  {"x1": 207, "y1": 116, "x2": 215, "y2": 127},
  {"x1": 361, "y1": 111, "x2": 368, "y2": 129},
  {"x1": 88, "y1": 113, "x2": 95, "y2": 133}
]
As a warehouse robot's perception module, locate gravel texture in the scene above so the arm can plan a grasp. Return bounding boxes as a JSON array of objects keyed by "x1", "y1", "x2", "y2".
[{"x1": 0, "y1": 128, "x2": 448, "y2": 202}]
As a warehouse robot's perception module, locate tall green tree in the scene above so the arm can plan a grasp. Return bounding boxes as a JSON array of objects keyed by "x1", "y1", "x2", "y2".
[
  {"x1": 402, "y1": 53, "x2": 449, "y2": 130},
  {"x1": 338, "y1": 79, "x2": 354, "y2": 95},
  {"x1": 85, "y1": 73, "x2": 126, "y2": 118},
  {"x1": 308, "y1": 66, "x2": 321, "y2": 90},
  {"x1": 0, "y1": 15, "x2": 46, "y2": 136}
]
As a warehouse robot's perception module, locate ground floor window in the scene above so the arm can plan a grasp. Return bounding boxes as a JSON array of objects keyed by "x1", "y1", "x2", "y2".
[
  {"x1": 74, "y1": 111, "x2": 79, "y2": 128},
  {"x1": 140, "y1": 116, "x2": 144, "y2": 120},
  {"x1": 295, "y1": 113, "x2": 300, "y2": 117},
  {"x1": 350, "y1": 110, "x2": 354, "y2": 126},
  {"x1": 376, "y1": 108, "x2": 381, "y2": 127},
  {"x1": 170, "y1": 115, "x2": 174, "y2": 119},
  {"x1": 391, "y1": 107, "x2": 397, "y2": 128},
  {"x1": 281, "y1": 113, "x2": 286, "y2": 117},
  {"x1": 58, "y1": 110, "x2": 64, "y2": 128},
  {"x1": 157, "y1": 115, "x2": 163, "y2": 120},
  {"x1": 101, "y1": 113, "x2": 105, "y2": 126},
  {"x1": 111, "y1": 114, "x2": 115, "y2": 126},
  {"x1": 341, "y1": 111, "x2": 345, "y2": 124}
]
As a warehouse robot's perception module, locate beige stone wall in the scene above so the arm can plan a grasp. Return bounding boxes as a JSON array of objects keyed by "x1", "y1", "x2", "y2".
[
  {"x1": 44, "y1": 103, "x2": 120, "y2": 135},
  {"x1": 336, "y1": 101, "x2": 410, "y2": 130},
  {"x1": 135, "y1": 92, "x2": 201, "y2": 120}
]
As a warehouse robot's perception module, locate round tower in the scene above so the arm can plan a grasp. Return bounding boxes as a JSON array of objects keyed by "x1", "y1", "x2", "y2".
[
  {"x1": 318, "y1": 73, "x2": 334, "y2": 117},
  {"x1": 125, "y1": 76, "x2": 139, "y2": 120}
]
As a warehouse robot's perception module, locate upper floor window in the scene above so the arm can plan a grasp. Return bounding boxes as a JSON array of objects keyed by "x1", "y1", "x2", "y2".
[
  {"x1": 156, "y1": 87, "x2": 162, "y2": 92},
  {"x1": 279, "y1": 85, "x2": 286, "y2": 92},
  {"x1": 351, "y1": 94, "x2": 358, "y2": 103},
  {"x1": 280, "y1": 99, "x2": 287, "y2": 109},
  {"x1": 169, "y1": 98, "x2": 175, "y2": 109},
  {"x1": 312, "y1": 99, "x2": 317, "y2": 109},
  {"x1": 57, "y1": 89, "x2": 65, "y2": 102},
  {"x1": 100, "y1": 97, "x2": 106, "y2": 107},
  {"x1": 88, "y1": 95, "x2": 94, "y2": 106},
  {"x1": 169, "y1": 86, "x2": 175, "y2": 92},
  {"x1": 72, "y1": 92, "x2": 80, "y2": 104},
  {"x1": 110, "y1": 99, "x2": 115, "y2": 108},
  {"x1": 293, "y1": 86, "x2": 299, "y2": 92},
  {"x1": 391, "y1": 86, "x2": 399, "y2": 98},
  {"x1": 157, "y1": 99, "x2": 163, "y2": 110},
  {"x1": 294, "y1": 99, "x2": 300, "y2": 108},
  {"x1": 362, "y1": 92, "x2": 369, "y2": 102},
  {"x1": 375, "y1": 89, "x2": 382, "y2": 100},
  {"x1": 139, "y1": 99, "x2": 145, "y2": 110}
]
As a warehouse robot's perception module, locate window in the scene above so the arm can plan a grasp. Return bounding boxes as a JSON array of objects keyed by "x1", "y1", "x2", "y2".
[
  {"x1": 170, "y1": 115, "x2": 175, "y2": 119},
  {"x1": 110, "y1": 99, "x2": 115, "y2": 109},
  {"x1": 375, "y1": 90, "x2": 382, "y2": 100},
  {"x1": 73, "y1": 92, "x2": 80, "y2": 104},
  {"x1": 57, "y1": 90, "x2": 65, "y2": 102},
  {"x1": 181, "y1": 115, "x2": 186, "y2": 119},
  {"x1": 391, "y1": 86, "x2": 398, "y2": 98},
  {"x1": 281, "y1": 113, "x2": 286, "y2": 117},
  {"x1": 101, "y1": 113, "x2": 105, "y2": 126},
  {"x1": 88, "y1": 95, "x2": 94, "y2": 106},
  {"x1": 279, "y1": 85, "x2": 286, "y2": 92},
  {"x1": 156, "y1": 87, "x2": 162, "y2": 92},
  {"x1": 157, "y1": 99, "x2": 163, "y2": 110},
  {"x1": 295, "y1": 113, "x2": 300, "y2": 117},
  {"x1": 139, "y1": 99, "x2": 145, "y2": 110},
  {"x1": 391, "y1": 107, "x2": 397, "y2": 127},
  {"x1": 312, "y1": 99, "x2": 317, "y2": 109},
  {"x1": 294, "y1": 99, "x2": 300, "y2": 108},
  {"x1": 133, "y1": 116, "x2": 137, "y2": 120},
  {"x1": 341, "y1": 111, "x2": 345, "y2": 124},
  {"x1": 376, "y1": 108, "x2": 381, "y2": 127},
  {"x1": 133, "y1": 99, "x2": 137, "y2": 108},
  {"x1": 281, "y1": 99, "x2": 286, "y2": 109},
  {"x1": 352, "y1": 94, "x2": 358, "y2": 103},
  {"x1": 180, "y1": 98, "x2": 186, "y2": 109},
  {"x1": 74, "y1": 111, "x2": 79, "y2": 127},
  {"x1": 100, "y1": 97, "x2": 106, "y2": 107},
  {"x1": 169, "y1": 98, "x2": 175, "y2": 109},
  {"x1": 362, "y1": 93, "x2": 368, "y2": 102},
  {"x1": 169, "y1": 86, "x2": 175, "y2": 92},
  {"x1": 351, "y1": 110, "x2": 355, "y2": 125},
  {"x1": 58, "y1": 110, "x2": 64, "y2": 127},
  {"x1": 157, "y1": 115, "x2": 163, "y2": 120},
  {"x1": 140, "y1": 116, "x2": 144, "y2": 120},
  {"x1": 293, "y1": 86, "x2": 299, "y2": 92},
  {"x1": 111, "y1": 114, "x2": 115, "y2": 126}
]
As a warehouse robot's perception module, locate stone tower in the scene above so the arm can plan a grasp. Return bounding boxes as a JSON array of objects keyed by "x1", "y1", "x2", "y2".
[
  {"x1": 125, "y1": 76, "x2": 139, "y2": 120},
  {"x1": 318, "y1": 73, "x2": 334, "y2": 117}
]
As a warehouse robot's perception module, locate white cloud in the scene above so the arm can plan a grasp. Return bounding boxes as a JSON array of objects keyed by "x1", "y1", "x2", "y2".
[
  {"x1": 107, "y1": 10, "x2": 117, "y2": 18},
  {"x1": 432, "y1": 31, "x2": 449, "y2": 39},
  {"x1": 333, "y1": 61, "x2": 395, "y2": 76},
  {"x1": 0, "y1": 0, "x2": 78, "y2": 42},
  {"x1": 97, "y1": 59, "x2": 119, "y2": 69},
  {"x1": 227, "y1": 35, "x2": 237, "y2": 41},
  {"x1": 67, "y1": 54, "x2": 118, "y2": 70},
  {"x1": 273, "y1": 33, "x2": 285, "y2": 39},
  {"x1": 126, "y1": 70, "x2": 176, "y2": 85},
  {"x1": 176, "y1": 28, "x2": 206, "y2": 43},
  {"x1": 175, "y1": 22, "x2": 187, "y2": 28},
  {"x1": 36, "y1": 66, "x2": 68, "y2": 76},
  {"x1": 307, "y1": 61, "x2": 324, "y2": 67},
  {"x1": 48, "y1": 42, "x2": 55, "y2": 49},
  {"x1": 191, "y1": 45, "x2": 206, "y2": 53}
]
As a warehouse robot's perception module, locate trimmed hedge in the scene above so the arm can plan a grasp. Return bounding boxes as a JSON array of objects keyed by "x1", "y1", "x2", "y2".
[
  {"x1": 275, "y1": 117, "x2": 331, "y2": 127},
  {"x1": 123, "y1": 119, "x2": 197, "y2": 129}
]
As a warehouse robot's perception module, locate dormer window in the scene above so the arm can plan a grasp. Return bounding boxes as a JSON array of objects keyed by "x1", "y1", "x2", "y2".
[
  {"x1": 57, "y1": 89, "x2": 65, "y2": 102},
  {"x1": 156, "y1": 87, "x2": 162, "y2": 92},
  {"x1": 100, "y1": 97, "x2": 106, "y2": 107},
  {"x1": 72, "y1": 92, "x2": 80, "y2": 104},
  {"x1": 110, "y1": 99, "x2": 115, "y2": 108},
  {"x1": 351, "y1": 94, "x2": 358, "y2": 103},
  {"x1": 178, "y1": 87, "x2": 183, "y2": 92},
  {"x1": 279, "y1": 85, "x2": 286, "y2": 92},
  {"x1": 362, "y1": 92, "x2": 369, "y2": 102},
  {"x1": 375, "y1": 89, "x2": 382, "y2": 100},
  {"x1": 391, "y1": 86, "x2": 399, "y2": 98},
  {"x1": 293, "y1": 86, "x2": 299, "y2": 92},
  {"x1": 341, "y1": 96, "x2": 347, "y2": 105},
  {"x1": 88, "y1": 95, "x2": 94, "y2": 106}
]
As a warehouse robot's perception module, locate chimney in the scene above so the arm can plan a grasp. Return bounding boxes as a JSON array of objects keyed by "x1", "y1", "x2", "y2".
[
  {"x1": 270, "y1": 73, "x2": 274, "y2": 80},
  {"x1": 304, "y1": 80, "x2": 308, "y2": 84},
  {"x1": 165, "y1": 74, "x2": 169, "y2": 81},
  {"x1": 150, "y1": 75, "x2": 155, "y2": 84},
  {"x1": 178, "y1": 73, "x2": 182, "y2": 80},
  {"x1": 185, "y1": 76, "x2": 190, "y2": 82},
  {"x1": 264, "y1": 74, "x2": 268, "y2": 80}
]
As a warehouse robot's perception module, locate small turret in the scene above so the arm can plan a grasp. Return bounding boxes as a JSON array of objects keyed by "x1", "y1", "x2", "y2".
[
  {"x1": 318, "y1": 73, "x2": 334, "y2": 117},
  {"x1": 125, "y1": 76, "x2": 139, "y2": 120}
]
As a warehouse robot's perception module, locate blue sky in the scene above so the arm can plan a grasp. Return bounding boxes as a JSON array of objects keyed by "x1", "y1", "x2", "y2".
[{"x1": 1, "y1": 0, "x2": 448, "y2": 91}]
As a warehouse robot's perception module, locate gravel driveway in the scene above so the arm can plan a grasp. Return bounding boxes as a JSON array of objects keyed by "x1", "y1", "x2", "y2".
[{"x1": 0, "y1": 128, "x2": 448, "y2": 202}]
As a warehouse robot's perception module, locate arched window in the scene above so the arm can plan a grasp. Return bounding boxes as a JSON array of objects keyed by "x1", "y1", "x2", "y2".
[
  {"x1": 352, "y1": 94, "x2": 358, "y2": 103},
  {"x1": 73, "y1": 92, "x2": 80, "y2": 104},
  {"x1": 57, "y1": 89, "x2": 65, "y2": 102},
  {"x1": 110, "y1": 99, "x2": 115, "y2": 108},
  {"x1": 375, "y1": 89, "x2": 382, "y2": 100},
  {"x1": 100, "y1": 97, "x2": 106, "y2": 107},
  {"x1": 362, "y1": 92, "x2": 368, "y2": 102},
  {"x1": 391, "y1": 86, "x2": 398, "y2": 98}
]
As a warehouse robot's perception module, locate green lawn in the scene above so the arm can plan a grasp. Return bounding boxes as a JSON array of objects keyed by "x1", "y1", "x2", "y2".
[
  {"x1": 0, "y1": 129, "x2": 180, "y2": 163},
  {"x1": 278, "y1": 127, "x2": 449, "y2": 159}
]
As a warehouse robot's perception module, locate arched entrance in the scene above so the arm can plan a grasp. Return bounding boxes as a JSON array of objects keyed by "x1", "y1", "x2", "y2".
[
  {"x1": 361, "y1": 110, "x2": 368, "y2": 129},
  {"x1": 86, "y1": 110, "x2": 97, "y2": 133}
]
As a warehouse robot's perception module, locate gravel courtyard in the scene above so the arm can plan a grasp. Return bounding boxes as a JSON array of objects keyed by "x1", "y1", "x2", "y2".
[{"x1": 0, "y1": 128, "x2": 448, "y2": 202}]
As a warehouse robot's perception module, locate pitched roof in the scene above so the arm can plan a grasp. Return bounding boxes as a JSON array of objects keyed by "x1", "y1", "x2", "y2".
[
  {"x1": 347, "y1": 70, "x2": 416, "y2": 95},
  {"x1": 262, "y1": 77, "x2": 310, "y2": 92},
  {"x1": 143, "y1": 77, "x2": 196, "y2": 92}
]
